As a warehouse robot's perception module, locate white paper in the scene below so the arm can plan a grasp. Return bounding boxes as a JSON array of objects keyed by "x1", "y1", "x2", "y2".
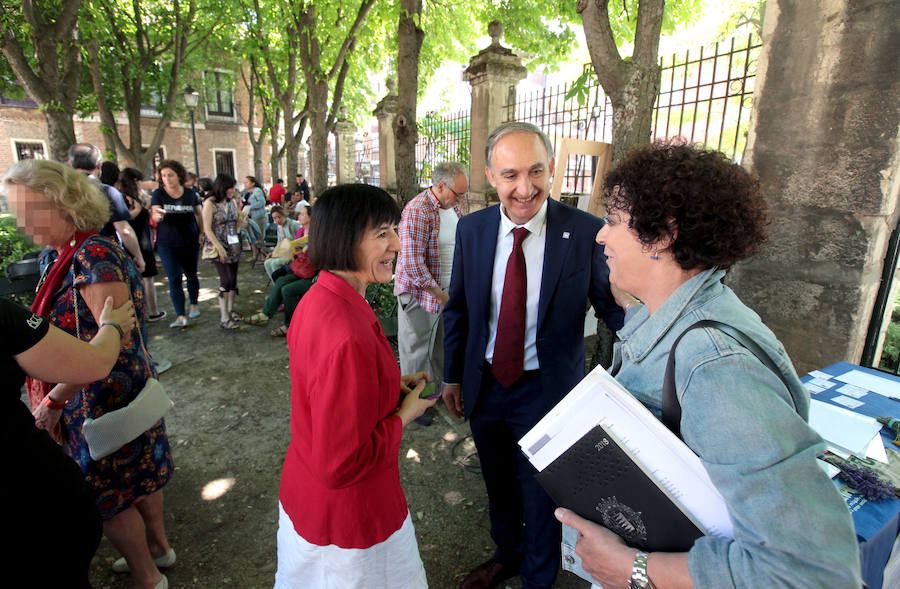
[
  {"x1": 834, "y1": 369, "x2": 900, "y2": 400},
  {"x1": 805, "y1": 382, "x2": 827, "y2": 394},
  {"x1": 808, "y1": 399, "x2": 881, "y2": 456},
  {"x1": 807, "y1": 377, "x2": 835, "y2": 389},
  {"x1": 831, "y1": 395, "x2": 864, "y2": 409},
  {"x1": 519, "y1": 365, "x2": 734, "y2": 540},
  {"x1": 808, "y1": 370, "x2": 833, "y2": 381},
  {"x1": 816, "y1": 459, "x2": 841, "y2": 479},
  {"x1": 865, "y1": 434, "x2": 889, "y2": 464},
  {"x1": 836, "y1": 383, "x2": 868, "y2": 399}
]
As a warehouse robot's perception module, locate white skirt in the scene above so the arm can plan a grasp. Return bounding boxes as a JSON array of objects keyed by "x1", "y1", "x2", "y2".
[{"x1": 274, "y1": 502, "x2": 428, "y2": 589}]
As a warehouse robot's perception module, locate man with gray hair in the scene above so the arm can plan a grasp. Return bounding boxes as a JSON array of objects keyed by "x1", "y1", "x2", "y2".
[
  {"x1": 68, "y1": 143, "x2": 145, "y2": 274},
  {"x1": 443, "y1": 122, "x2": 623, "y2": 589},
  {"x1": 394, "y1": 161, "x2": 468, "y2": 425}
]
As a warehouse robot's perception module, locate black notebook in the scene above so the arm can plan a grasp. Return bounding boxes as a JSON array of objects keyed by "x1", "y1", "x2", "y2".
[{"x1": 535, "y1": 423, "x2": 704, "y2": 552}]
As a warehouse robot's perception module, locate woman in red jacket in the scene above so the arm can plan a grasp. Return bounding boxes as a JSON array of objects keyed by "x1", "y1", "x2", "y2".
[{"x1": 275, "y1": 184, "x2": 437, "y2": 589}]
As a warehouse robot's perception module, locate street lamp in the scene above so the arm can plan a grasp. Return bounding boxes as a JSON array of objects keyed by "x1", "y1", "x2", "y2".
[{"x1": 182, "y1": 84, "x2": 200, "y2": 175}]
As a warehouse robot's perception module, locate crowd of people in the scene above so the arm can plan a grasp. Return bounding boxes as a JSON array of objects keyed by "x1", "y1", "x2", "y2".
[{"x1": 1, "y1": 123, "x2": 866, "y2": 589}]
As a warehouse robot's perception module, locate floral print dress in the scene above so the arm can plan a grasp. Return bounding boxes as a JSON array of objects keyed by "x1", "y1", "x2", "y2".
[{"x1": 47, "y1": 235, "x2": 173, "y2": 519}]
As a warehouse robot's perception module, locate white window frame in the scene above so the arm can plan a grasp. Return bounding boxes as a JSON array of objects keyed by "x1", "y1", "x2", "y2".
[
  {"x1": 10, "y1": 138, "x2": 47, "y2": 161},
  {"x1": 212, "y1": 148, "x2": 237, "y2": 177},
  {"x1": 202, "y1": 69, "x2": 237, "y2": 122}
]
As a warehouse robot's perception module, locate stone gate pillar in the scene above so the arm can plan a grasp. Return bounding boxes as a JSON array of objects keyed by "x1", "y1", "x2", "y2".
[
  {"x1": 728, "y1": 0, "x2": 900, "y2": 373},
  {"x1": 373, "y1": 79, "x2": 398, "y2": 192},
  {"x1": 464, "y1": 21, "x2": 527, "y2": 211},
  {"x1": 334, "y1": 109, "x2": 356, "y2": 184}
]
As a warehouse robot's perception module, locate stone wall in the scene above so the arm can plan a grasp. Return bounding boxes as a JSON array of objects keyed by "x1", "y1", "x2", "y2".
[{"x1": 729, "y1": 0, "x2": 900, "y2": 373}]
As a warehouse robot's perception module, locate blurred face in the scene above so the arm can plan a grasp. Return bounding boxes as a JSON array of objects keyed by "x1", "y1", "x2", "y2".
[
  {"x1": 160, "y1": 167, "x2": 181, "y2": 190},
  {"x1": 343, "y1": 221, "x2": 401, "y2": 294},
  {"x1": 595, "y1": 209, "x2": 652, "y2": 296},
  {"x1": 297, "y1": 207, "x2": 310, "y2": 226},
  {"x1": 6, "y1": 184, "x2": 74, "y2": 248},
  {"x1": 244, "y1": 177, "x2": 253, "y2": 190},
  {"x1": 271, "y1": 211, "x2": 285, "y2": 226},
  {"x1": 435, "y1": 173, "x2": 468, "y2": 209},
  {"x1": 226, "y1": 186, "x2": 236, "y2": 199},
  {"x1": 486, "y1": 132, "x2": 554, "y2": 225}
]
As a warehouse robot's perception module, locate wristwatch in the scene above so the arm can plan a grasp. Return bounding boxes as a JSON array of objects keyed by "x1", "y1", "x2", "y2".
[{"x1": 629, "y1": 551, "x2": 654, "y2": 589}]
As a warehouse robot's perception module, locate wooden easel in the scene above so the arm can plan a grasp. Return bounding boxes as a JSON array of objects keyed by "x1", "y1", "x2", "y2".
[{"x1": 549, "y1": 137, "x2": 613, "y2": 218}]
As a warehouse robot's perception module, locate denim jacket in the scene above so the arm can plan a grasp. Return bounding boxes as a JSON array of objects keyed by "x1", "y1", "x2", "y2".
[{"x1": 610, "y1": 268, "x2": 861, "y2": 588}]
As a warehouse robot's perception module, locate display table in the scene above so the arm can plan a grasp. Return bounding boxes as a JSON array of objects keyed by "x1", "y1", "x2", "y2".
[{"x1": 801, "y1": 361, "x2": 900, "y2": 589}]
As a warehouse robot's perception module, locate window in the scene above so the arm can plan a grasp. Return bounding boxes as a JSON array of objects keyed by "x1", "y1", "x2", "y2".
[
  {"x1": 205, "y1": 71, "x2": 235, "y2": 118},
  {"x1": 214, "y1": 150, "x2": 235, "y2": 178},
  {"x1": 14, "y1": 141, "x2": 45, "y2": 160}
]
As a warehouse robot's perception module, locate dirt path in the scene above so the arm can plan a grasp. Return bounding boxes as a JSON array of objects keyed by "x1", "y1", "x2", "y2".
[{"x1": 88, "y1": 260, "x2": 587, "y2": 589}]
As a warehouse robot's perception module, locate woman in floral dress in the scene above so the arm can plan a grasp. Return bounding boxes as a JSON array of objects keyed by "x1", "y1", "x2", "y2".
[{"x1": 4, "y1": 159, "x2": 175, "y2": 589}]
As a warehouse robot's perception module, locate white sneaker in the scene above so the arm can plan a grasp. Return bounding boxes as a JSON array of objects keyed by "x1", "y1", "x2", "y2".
[{"x1": 111, "y1": 549, "x2": 176, "y2": 573}]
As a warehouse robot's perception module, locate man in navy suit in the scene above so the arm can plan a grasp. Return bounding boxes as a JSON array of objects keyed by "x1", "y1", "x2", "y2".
[{"x1": 443, "y1": 122, "x2": 624, "y2": 589}]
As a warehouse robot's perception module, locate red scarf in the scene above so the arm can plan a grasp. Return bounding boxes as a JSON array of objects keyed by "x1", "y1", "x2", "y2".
[{"x1": 26, "y1": 230, "x2": 97, "y2": 424}]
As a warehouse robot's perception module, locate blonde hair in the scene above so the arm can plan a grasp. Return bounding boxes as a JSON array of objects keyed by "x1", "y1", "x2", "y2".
[{"x1": 2, "y1": 159, "x2": 110, "y2": 230}]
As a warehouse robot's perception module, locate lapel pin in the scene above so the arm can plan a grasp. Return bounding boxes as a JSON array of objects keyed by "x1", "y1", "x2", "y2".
[{"x1": 562, "y1": 231, "x2": 570, "y2": 239}]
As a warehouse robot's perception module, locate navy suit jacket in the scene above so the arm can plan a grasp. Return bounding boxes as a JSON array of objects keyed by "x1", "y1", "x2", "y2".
[{"x1": 443, "y1": 198, "x2": 624, "y2": 420}]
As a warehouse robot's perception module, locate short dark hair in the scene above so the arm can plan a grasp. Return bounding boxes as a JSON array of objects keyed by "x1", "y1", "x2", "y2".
[
  {"x1": 603, "y1": 140, "x2": 769, "y2": 271},
  {"x1": 158, "y1": 159, "x2": 187, "y2": 185},
  {"x1": 275, "y1": 178, "x2": 283, "y2": 184},
  {"x1": 68, "y1": 143, "x2": 102, "y2": 171},
  {"x1": 270, "y1": 205, "x2": 285, "y2": 216},
  {"x1": 198, "y1": 177, "x2": 214, "y2": 193},
  {"x1": 309, "y1": 184, "x2": 400, "y2": 272},
  {"x1": 99, "y1": 160, "x2": 120, "y2": 185},
  {"x1": 211, "y1": 173, "x2": 236, "y2": 203}
]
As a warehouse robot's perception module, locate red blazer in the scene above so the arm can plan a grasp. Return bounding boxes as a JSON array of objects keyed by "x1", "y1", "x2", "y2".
[{"x1": 280, "y1": 271, "x2": 407, "y2": 548}]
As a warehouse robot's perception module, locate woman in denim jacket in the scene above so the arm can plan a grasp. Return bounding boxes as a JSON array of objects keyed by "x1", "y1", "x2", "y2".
[{"x1": 556, "y1": 142, "x2": 862, "y2": 589}]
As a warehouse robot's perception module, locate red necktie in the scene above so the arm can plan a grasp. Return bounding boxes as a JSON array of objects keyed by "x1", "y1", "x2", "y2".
[{"x1": 492, "y1": 227, "x2": 530, "y2": 388}]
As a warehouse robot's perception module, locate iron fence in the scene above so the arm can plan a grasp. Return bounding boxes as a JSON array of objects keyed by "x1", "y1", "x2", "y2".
[
  {"x1": 415, "y1": 109, "x2": 471, "y2": 187},
  {"x1": 354, "y1": 134, "x2": 380, "y2": 186},
  {"x1": 506, "y1": 34, "x2": 761, "y2": 198}
]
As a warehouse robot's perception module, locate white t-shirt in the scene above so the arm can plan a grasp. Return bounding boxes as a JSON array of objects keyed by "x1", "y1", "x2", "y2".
[{"x1": 437, "y1": 207, "x2": 459, "y2": 290}]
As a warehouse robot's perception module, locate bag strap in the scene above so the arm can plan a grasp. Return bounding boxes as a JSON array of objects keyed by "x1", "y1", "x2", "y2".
[{"x1": 662, "y1": 319, "x2": 794, "y2": 438}]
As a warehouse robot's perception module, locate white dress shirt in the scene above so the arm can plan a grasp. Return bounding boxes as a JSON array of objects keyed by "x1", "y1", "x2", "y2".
[{"x1": 485, "y1": 200, "x2": 548, "y2": 370}]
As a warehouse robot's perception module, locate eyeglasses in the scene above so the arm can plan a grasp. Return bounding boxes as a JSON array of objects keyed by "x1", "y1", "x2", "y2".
[{"x1": 448, "y1": 187, "x2": 467, "y2": 200}]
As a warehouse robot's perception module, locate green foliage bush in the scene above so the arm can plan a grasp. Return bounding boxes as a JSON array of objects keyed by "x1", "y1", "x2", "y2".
[
  {"x1": 0, "y1": 213, "x2": 40, "y2": 305},
  {"x1": 879, "y1": 292, "x2": 900, "y2": 370}
]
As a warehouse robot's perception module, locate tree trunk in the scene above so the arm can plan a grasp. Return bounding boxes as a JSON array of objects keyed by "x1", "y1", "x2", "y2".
[
  {"x1": 44, "y1": 109, "x2": 78, "y2": 163},
  {"x1": 306, "y1": 80, "x2": 330, "y2": 196},
  {"x1": 394, "y1": 0, "x2": 425, "y2": 207},
  {"x1": 578, "y1": 0, "x2": 664, "y2": 163},
  {"x1": 0, "y1": 1, "x2": 83, "y2": 163}
]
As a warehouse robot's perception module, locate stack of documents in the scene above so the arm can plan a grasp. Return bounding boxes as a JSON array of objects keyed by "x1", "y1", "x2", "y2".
[
  {"x1": 519, "y1": 365, "x2": 733, "y2": 552},
  {"x1": 808, "y1": 399, "x2": 885, "y2": 461}
]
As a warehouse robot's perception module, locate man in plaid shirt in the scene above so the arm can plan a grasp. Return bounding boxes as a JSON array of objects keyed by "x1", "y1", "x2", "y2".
[{"x1": 394, "y1": 162, "x2": 468, "y2": 425}]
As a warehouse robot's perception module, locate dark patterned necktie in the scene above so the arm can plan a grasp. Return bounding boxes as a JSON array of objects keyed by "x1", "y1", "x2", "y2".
[{"x1": 492, "y1": 227, "x2": 530, "y2": 388}]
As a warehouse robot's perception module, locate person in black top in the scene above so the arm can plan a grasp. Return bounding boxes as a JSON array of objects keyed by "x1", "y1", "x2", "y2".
[
  {"x1": 2, "y1": 295, "x2": 135, "y2": 589},
  {"x1": 68, "y1": 144, "x2": 145, "y2": 274},
  {"x1": 151, "y1": 159, "x2": 203, "y2": 328}
]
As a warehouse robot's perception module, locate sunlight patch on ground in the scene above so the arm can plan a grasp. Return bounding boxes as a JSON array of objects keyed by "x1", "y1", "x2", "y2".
[
  {"x1": 201, "y1": 477, "x2": 236, "y2": 500},
  {"x1": 442, "y1": 430, "x2": 458, "y2": 442},
  {"x1": 405, "y1": 448, "x2": 421, "y2": 463},
  {"x1": 197, "y1": 287, "x2": 218, "y2": 302}
]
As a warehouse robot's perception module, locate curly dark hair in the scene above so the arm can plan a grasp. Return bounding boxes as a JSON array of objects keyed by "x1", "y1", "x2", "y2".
[
  {"x1": 603, "y1": 141, "x2": 769, "y2": 271},
  {"x1": 157, "y1": 159, "x2": 187, "y2": 185}
]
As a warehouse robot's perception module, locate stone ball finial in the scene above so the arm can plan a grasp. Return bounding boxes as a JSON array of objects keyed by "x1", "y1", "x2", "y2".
[
  {"x1": 386, "y1": 78, "x2": 397, "y2": 94},
  {"x1": 489, "y1": 21, "x2": 504, "y2": 45}
]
